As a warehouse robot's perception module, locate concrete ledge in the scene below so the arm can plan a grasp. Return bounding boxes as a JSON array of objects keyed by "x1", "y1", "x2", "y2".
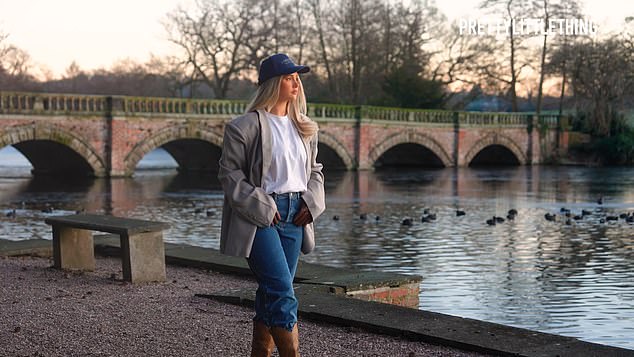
[
  {"x1": 2, "y1": 237, "x2": 633, "y2": 357},
  {"x1": 0, "y1": 239, "x2": 52, "y2": 257},
  {"x1": 93, "y1": 235, "x2": 421, "y2": 307},
  {"x1": 202, "y1": 286, "x2": 633, "y2": 357}
]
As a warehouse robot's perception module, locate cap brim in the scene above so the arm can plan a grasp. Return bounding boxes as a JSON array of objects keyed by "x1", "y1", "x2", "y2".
[{"x1": 284, "y1": 65, "x2": 310, "y2": 75}]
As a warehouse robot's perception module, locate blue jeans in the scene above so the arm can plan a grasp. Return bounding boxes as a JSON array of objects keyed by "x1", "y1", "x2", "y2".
[{"x1": 247, "y1": 192, "x2": 304, "y2": 331}]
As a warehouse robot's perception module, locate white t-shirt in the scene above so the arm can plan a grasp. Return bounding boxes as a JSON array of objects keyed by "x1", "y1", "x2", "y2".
[{"x1": 262, "y1": 111, "x2": 308, "y2": 194}]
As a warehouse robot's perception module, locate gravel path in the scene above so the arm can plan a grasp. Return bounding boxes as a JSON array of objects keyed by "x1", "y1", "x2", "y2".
[{"x1": 1, "y1": 256, "x2": 491, "y2": 357}]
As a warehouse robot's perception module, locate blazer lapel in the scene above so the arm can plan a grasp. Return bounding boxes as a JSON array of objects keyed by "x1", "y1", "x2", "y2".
[
  {"x1": 256, "y1": 109, "x2": 272, "y2": 181},
  {"x1": 301, "y1": 134, "x2": 311, "y2": 177}
]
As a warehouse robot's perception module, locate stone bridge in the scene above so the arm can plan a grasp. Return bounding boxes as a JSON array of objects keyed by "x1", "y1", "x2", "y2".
[{"x1": 0, "y1": 91, "x2": 568, "y2": 177}]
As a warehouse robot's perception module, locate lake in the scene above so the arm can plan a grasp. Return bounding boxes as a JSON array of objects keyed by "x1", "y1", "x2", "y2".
[{"x1": 1, "y1": 146, "x2": 633, "y2": 349}]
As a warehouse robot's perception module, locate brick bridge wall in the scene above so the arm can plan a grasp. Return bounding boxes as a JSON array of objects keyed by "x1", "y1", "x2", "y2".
[
  {"x1": 318, "y1": 116, "x2": 547, "y2": 169},
  {"x1": 0, "y1": 92, "x2": 566, "y2": 177}
]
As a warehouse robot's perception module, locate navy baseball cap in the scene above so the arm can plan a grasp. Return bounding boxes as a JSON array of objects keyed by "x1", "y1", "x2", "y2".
[{"x1": 258, "y1": 53, "x2": 310, "y2": 86}]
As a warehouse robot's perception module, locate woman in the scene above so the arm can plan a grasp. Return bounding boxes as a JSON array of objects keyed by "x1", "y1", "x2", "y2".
[{"x1": 218, "y1": 53, "x2": 325, "y2": 357}]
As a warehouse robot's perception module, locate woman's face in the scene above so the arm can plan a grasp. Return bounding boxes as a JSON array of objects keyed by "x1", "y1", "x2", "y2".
[{"x1": 278, "y1": 73, "x2": 300, "y2": 104}]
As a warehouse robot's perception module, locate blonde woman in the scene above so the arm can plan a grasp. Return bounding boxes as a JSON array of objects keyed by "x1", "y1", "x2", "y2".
[{"x1": 218, "y1": 53, "x2": 326, "y2": 357}]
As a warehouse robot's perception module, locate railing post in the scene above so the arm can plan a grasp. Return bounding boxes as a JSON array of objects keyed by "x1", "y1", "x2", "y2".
[
  {"x1": 34, "y1": 96, "x2": 44, "y2": 111},
  {"x1": 526, "y1": 114, "x2": 534, "y2": 133},
  {"x1": 555, "y1": 115, "x2": 562, "y2": 149},
  {"x1": 526, "y1": 115, "x2": 537, "y2": 165},
  {"x1": 104, "y1": 96, "x2": 114, "y2": 178},
  {"x1": 109, "y1": 97, "x2": 124, "y2": 113},
  {"x1": 354, "y1": 106, "x2": 362, "y2": 170},
  {"x1": 453, "y1": 111, "x2": 460, "y2": 167}
]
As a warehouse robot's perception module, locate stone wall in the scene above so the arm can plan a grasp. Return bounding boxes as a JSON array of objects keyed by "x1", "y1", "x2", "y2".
[{"x1": 346, "y1": 282, "x2": 420, "y2": 309}]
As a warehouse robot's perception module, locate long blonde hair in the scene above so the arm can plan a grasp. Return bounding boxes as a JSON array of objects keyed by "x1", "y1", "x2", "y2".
[{"x1": 245, "y1": 75, "x2": 319, "y2": 138}]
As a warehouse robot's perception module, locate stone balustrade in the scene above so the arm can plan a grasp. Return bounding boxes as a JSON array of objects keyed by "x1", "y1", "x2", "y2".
[
  {"x1": 0, "y1": 91, "x2": 567, "y2": 127},
  {"x1": 119, "y1": 97, "x2": 248, "y2": 115},
  {"x1": 0, "y1": 91, "x2": 108, "y2": 114},
  {"x1": 121, "y1": 97, "x2": 188, "y2": 114},
  {"x1": 362, "y1": 106, "x2": 458, "y2": 124},
  {"x1": 460, "y1": 112, "x2": 532, "y2": 126},
  {"x1": 539, "y1": 114, "x2": 563, "y2": 128},
  {"x1": 308, "y1": 103, "x2": 357, "y2": 119}
]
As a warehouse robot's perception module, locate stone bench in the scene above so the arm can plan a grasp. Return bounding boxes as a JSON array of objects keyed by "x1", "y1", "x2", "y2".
[{"x1": 44, "y1": 214, "x2": 169, "y2": 283}]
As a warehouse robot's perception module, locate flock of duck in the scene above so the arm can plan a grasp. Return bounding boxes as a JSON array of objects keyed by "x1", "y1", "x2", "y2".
[
  {"x1": 4, "y1": 202, "x2": 218, "y2": 220},
  {"x1": 543, "y1": 207, "x2": 634, "y2": 225},
  {"x1": 4, "y1": 196, "x2": 633, "y2": 228},
  {"x1": 331, "y1": 196, "x2": 634, "y2": 227},
  {"x1": 4, "y1": 205, "x2": 64, "y2": 219},
  {"x1": 541, "y1": 196, "x2": 634, "y2": 226},
  {"x1": 334, "y1": 208, "x2": 518, "y2": 227}
]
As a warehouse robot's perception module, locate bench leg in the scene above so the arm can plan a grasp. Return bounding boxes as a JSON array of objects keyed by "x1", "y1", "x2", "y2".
[
  {"x1": 121, "y1": 231, "x2": 166, "y2": 283},
  {"x1": 52, "y1": 226, "x2": 95, "y2": 271}
]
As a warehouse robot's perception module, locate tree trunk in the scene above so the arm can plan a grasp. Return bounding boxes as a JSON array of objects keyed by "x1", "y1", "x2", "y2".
[
  {"x1": 536, "y1": 1, "x2": 550, "y2": 115},
  {"x1": 351, "y1": 0, "x2": 361, "y2": 104},
  {"x1": 310, "y1": 0, "x2": 335, "y2": 96},
  {"x1": 507, "y1": 2, "x2": 519, "y2": 112},
  {"x1": 557, "y1": 63, "x2": 566, "y2": 116}
]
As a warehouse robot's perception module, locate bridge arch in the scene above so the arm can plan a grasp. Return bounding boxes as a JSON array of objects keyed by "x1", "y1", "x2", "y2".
[
  {"x1": 124, "y1": 124, "x2": 225, "y2": 175},
  {"x1": 317, "y1": 130, "x2": 355, "y2": 170},
  {"x1": 464, "y1": 133, "x2": 527, "y2": 166},
  {"x1": 368, "y1": 131, "x2": 453, "y2": 168},
  {"x1": 0, "y1": 123, "x2": 106, "y2": 176}
]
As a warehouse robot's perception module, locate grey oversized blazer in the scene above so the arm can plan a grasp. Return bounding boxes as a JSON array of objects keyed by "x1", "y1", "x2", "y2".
[{"x1": 218, "y1": 109, "x2": 326, "y2": 258}]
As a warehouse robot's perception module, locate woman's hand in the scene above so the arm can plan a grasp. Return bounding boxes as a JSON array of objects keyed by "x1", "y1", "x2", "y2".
[
  {"x1": 271, "y1": 211, "x2": 281, "y2": 226},
  {"x1": 293, "y1": 199, "x2": 313, "y2": 226}
]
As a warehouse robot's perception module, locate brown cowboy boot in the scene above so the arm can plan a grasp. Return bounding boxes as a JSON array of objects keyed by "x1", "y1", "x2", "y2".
[
  {"x1": 270, "y1": 323, "x2": 300, "y2": 357},
  {"x1": 251, "y1": 320, "x2": 275, "y2": 357}
]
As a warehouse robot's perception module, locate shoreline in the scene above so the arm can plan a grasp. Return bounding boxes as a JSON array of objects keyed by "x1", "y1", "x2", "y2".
[
  {"x1": 1, "y1": 244, "x2": 486, "y2": 357},
  {"x1": 1, "y1": 238, "x2": 632, "y2": 356}
]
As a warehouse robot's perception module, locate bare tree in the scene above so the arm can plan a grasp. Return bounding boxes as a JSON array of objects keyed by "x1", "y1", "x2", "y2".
[
  {"x1": 285, "y1": 0, "x2": 310, "y2": 63},
  {"x1": 431, "y1": 21, "x2": 482, "y2": 84},
  {"x1": 0, "y1": 35, "x2": 31, "y2": 79},
  {"x1": 388, "y1": 0, "x2": 438, "y2": 72},
  {"x1": 320, "y1": 0, "x2": 394, "y2": 103},
  {"x1": 534, "y1": 0, "x2": 583, "y2": 114},
  {"x1": 534, "y1": 0, "x2": 551, "y2": 115},
  {"x1": 0, "y1": 31, "x2": 36, "y2": 90},
  {"x1": 307, "y1": 0, "x2": 337, "y2": 97},
  {"x1": 428, "y1": 21, "x2": 497, "y2": 108},
  {"x1": 63, "y1": 61, "x2": 85, "y2": 93},
  {"x1": 341, "y1": 0, "x2": 364, "y2": 103},
  {"x1": 314, "y1": 0, "x2": 440, "y2": 104},
  {"x1": 559, "y1": 37, "x2": 634, "y2": 136},
  {"x1": 162, "y1": 0, "x2": 444, "y2": 104},
  {"x1": 146, "y1": 55, "x2": 192, "y2": 97},
  {"x1": 479, "y1": 0, "x2": 538, "y2": 111},
  {"x1": 0, "y1": 31, "x2": 11, "y2": 70},
  {"x1": 164, "y1": 0, "x2": 273, "y2": 99}
]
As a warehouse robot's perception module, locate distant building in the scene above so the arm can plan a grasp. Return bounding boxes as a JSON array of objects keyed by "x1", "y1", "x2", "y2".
[{"x1": 464, "y1": 96, "x2": 535, "y2": 112}]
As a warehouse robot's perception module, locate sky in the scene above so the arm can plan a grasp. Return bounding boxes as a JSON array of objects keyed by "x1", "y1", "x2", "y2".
[{"x1": 0, "y1": 0, "x2": 632, "y2": 79}]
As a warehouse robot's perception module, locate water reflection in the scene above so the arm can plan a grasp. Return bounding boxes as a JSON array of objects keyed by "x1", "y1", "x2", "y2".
[
  {"x1": 305, "y1": 168, "x2": 634, "y2": 349},
  {"x1": 0, "y1": 158, "x2": 633, "y2": 348}
]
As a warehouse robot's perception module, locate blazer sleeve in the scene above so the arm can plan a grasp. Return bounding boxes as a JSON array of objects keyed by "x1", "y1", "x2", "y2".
[
  {"x1": 302, "y1": 132, "x2": 326, "y2": 220},
  {"x1": 218, "y1": 121, "x2": 276, "y2": 227}
]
